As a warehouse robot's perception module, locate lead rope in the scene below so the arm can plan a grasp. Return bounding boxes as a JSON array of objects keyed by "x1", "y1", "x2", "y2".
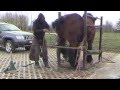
[
  {"x1": 75, "y1": 38, "x2": 86, "y2": 70},
  {"x1": 42, "y1": 31, "x2": 51, "y2": 66},
  {"x1": 75, "y1": 46, "x2": 83, "y2": 70}
]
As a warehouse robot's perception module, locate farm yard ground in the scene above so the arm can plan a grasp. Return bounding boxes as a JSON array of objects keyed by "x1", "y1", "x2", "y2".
[{"x1": 0, "y1": 47, "x2": 119, "y2": 79}]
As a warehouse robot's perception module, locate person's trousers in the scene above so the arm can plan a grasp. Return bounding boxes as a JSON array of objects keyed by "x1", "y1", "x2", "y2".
[{"x1": 29, "y1": 37, "x2": 48, "y2": 64}]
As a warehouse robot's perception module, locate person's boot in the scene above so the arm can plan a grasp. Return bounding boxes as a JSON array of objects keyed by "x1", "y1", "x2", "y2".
[
  {"x1": 35, "y1": 61, "x2": 40, "y2": 68},
  {"x1": 43, "y1": 61, "x2": 50, "y2": 68}
]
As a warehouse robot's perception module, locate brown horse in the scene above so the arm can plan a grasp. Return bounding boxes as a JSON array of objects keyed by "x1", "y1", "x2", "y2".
[{"x1": 52, "y1": 13, "x2": 97, "y2": 68}]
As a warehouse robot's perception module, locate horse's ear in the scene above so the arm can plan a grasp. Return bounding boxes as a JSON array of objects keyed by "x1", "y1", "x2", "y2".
[{"x1": 94, "y1": 17, "x2": 98, "y2": 21}]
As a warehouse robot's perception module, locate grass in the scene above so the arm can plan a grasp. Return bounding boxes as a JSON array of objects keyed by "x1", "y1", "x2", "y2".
[
  {"x1": 45, "y1": 32, "x2": 120, "y2": 53},
  {"x1": 92, "y1": 32, "x2": 120, "y2": 53},
  {"x1": 45, "y1": 33, "x2": 57, "y2": 46}
]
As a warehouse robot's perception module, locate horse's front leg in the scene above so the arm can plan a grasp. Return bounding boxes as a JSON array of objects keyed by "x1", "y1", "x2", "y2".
[
  {"x1": 57, "y1": 48, "x2": 61, "y2": 67},
  {"x1": 87, "y1": 41, "x2": 93, "y2": 63},
  {"x1": 57, "y1": 38, "x2": 66, "y2": 67},
  {"x1": 68, "y1": 40, "x2": 78, "y2": 68}
]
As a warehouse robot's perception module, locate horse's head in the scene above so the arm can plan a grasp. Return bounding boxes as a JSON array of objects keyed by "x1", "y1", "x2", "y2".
[
  {"x1": 52, "y1": 17, "x2": 64, "y2": 29},
  {"x1": 91, "y1": 17, "x2": 97, "y2": 23},
  {"x1": 83, "y1": 13, "x2": 97, "y2": 24}
]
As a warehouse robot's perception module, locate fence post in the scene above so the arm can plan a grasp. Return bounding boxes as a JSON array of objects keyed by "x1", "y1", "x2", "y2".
[
  {"x1": 99, "y1": 16, "x2": 103, "y2": 61},
  {"x1": 57, "y1": 12, "x2": 62, "y2": 67},
  {"x1": 83, "y1": 11, "x2": 87, "y2": 69}
]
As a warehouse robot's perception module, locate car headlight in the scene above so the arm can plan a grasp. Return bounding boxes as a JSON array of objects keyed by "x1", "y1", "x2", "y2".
[{"x1": 16, "y1": 36, "x2": 24, "y2": 40}]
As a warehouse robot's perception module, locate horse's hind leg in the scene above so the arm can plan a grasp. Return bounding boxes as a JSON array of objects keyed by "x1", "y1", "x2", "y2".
[
  {"x1": 87, "y1": 41, "x2": 93, "y2": 63},
  {"x1": 87, "y1": 55, "x2": 93, "y2": 63}
]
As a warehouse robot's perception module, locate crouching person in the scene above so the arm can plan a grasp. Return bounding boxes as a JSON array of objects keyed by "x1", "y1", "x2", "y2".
[{"x1": 29, "y1": 13, "x2": 50, "y2": 68}]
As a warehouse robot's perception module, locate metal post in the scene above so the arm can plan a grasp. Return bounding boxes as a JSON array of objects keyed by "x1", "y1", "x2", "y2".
[
  {"x1": 57, "y1": 12, "x2": 61, "y2": 67},
  {"x1": 99, "y1": 16, "x2": 103, "y2": 61},
  {"x1": 83, "y1": 11, "x2": 87, "y2": 69},
  {"x1": 58, "y1": 12, "x2": 61, "y2": 18}
]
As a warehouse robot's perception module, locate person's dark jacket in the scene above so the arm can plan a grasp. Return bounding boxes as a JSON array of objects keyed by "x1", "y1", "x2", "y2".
[{"x1": 32, "y1": 13, "x2": 50, "y2": 40}]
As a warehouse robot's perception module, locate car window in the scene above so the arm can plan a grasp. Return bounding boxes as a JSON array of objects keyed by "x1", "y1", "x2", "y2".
[{"x1": 0, "y1": 24, "x2": 21, "y2": 31}]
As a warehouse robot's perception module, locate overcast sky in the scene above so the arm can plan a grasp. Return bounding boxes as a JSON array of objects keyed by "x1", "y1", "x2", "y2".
[{"x1": 0, "y1": 11, "x2": 120, "y2": 26}]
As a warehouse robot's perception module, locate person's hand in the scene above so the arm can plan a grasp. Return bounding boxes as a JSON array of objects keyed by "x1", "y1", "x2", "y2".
[{"x1": 43, "y1": 29, "x2": 49, "y2": 32}]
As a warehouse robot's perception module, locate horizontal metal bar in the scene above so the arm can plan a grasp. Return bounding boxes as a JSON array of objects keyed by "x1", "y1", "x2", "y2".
[
  {"x1": 47, "y1": 45, "x2": 86, "y2": 50},
  {"x1": 96, "y1": 17, "x2": 102, "y2": 20},
  {"x1": 87, "y1": 50, "x2": 102, "y2": 55},
  {"x1": 95, "y1": 26, "x2": 103, "y2": 28}
]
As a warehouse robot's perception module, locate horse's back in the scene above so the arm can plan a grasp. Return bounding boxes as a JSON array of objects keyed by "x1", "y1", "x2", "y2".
[
  {"x1": 52, "y1": 13, "x2": 84, "y2": 44},
  {"x1": 62, "y1": 13, "x2": 84, "y2": 42},
  {"x1": 63, "y1": 13, "x2": 84, "y2": 28}
]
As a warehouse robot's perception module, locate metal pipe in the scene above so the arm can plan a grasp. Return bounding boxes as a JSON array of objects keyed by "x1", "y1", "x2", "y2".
[
  {"x1": 99, "y1": 16, "x2": 103, "y2": 61},
  {"x1": 57, "y1": 12, "x2": 62, "y2": 67},
  {"x1": 83, "y1": 11, "x2": 87, "y2": 69}
]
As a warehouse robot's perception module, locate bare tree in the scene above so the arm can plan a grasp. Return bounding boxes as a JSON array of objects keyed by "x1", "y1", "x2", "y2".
[
  {"x1": 0, "y1": 12, "x2": 29, "y2": 31},
  {"x1": 18, "y1": 15, "x2": 28, "y2": 30},
  {"x1": 103, "y1": 21, "x2": 113, "y2": 32},
  {"x1": 115, "y1": 19, "x2": 120, "y2": 31}
]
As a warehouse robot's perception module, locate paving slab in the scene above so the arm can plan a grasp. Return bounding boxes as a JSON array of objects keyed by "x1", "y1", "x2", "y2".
[
  {"x1": 88, "y1": 54, "x2": 120, "y2": 79},
  {"x1": 0, "y1": 48, "x2": 119, "y2": 79}
]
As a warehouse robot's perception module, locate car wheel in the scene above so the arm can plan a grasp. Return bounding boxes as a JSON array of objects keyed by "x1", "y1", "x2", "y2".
[
  {"x1": 5, "y1": 40, "x2": 15, "y2": 53},
  {"x1": 25, "y1": 46, "x2": 31, "y2": 51}
]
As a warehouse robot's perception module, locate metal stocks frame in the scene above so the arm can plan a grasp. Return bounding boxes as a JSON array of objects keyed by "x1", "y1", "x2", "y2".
[{"x1": 49, "y1": 11, "x2": 103, "y2": 69}]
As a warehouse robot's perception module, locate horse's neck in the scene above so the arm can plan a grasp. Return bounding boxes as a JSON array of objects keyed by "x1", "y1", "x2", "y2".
[{"x1": 86, "y1": 18, "x2": 95, "y2": 26}]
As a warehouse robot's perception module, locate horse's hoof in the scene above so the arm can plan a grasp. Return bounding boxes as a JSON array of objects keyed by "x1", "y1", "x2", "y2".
[{"x1": 87, "y1": 60, "x2": 93, "y2": 65}]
